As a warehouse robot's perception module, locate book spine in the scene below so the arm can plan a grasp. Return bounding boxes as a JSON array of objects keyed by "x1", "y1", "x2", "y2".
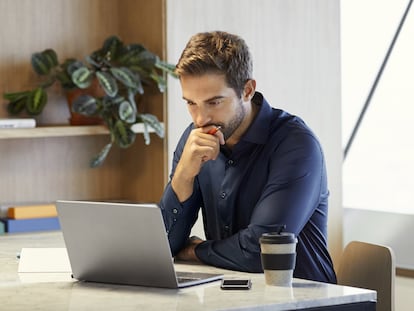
[
  {"x1": 3, "y1": 217, "x2": 60, "y2": 233},
  {"x1": 7, "y1": 204, "x2": 57, "y2": 219},
  {"x1": 0, "y1": 220, "x2": 5, "y2": 235}
]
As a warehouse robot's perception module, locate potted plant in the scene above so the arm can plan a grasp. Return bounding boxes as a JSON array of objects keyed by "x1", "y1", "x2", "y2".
[{"x1": 3, "y1": 35, "x2": 176, "y2": 167}]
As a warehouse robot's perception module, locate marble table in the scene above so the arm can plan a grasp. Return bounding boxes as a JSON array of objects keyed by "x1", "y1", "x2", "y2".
[{"x1": 0, "y1": 231, "x2": 376, "y2": 310}]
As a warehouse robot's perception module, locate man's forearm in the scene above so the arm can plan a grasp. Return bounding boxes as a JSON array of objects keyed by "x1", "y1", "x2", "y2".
[
  {"x1": 175, "y1": 236, "x2": 204, "y2": 261},
  {"x1": 171, "y1": 165, "x2": 196, "y2": 202}
]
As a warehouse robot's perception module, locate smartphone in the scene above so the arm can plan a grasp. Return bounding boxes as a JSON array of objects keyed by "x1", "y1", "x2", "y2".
[{"x1": 220, "y1": 278, "x2": 252, "y2": 290}]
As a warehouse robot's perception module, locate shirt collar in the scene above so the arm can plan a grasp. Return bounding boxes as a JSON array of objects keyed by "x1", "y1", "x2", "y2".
[{"x1": 240, "y1": 91, "x2": 272, "y2": 144}]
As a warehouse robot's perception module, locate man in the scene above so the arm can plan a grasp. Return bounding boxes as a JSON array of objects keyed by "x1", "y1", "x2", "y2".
[{"x1": 160, "y1": 31, "x2": 337, "y2": 283}]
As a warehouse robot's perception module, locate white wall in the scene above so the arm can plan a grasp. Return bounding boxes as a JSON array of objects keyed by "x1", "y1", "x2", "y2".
[{"x1": 166, "y1": 0, "x2": 343, "y2": 262}]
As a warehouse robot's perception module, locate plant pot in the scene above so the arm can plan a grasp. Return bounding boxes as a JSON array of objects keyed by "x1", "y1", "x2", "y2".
[{"x1": 66, "y1": 80, "x2": 104, "y2": 126}]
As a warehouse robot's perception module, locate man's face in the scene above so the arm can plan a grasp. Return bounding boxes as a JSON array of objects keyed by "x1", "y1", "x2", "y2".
[{"x1": 180, "y1": 73, "x2": 246, "y2": 140}]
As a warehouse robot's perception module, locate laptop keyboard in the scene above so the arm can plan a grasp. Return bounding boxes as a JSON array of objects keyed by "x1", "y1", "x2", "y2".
[
  {"x1": 177, "y1": 276, "x2": 201, "y2": 283},
  {"x1": 176, "y1": 271, "x2": 201, "y2": 284}
]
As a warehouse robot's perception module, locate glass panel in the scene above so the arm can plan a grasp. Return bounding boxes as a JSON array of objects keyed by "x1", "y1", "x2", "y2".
[{"x1": 342, "y1": 0, "x2": 414, "y2": 214}]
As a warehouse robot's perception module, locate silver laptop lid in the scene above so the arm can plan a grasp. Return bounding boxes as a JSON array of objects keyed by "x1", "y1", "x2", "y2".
[{"x1": 56, "y1": 200, "x2": 179, "y2": 288}]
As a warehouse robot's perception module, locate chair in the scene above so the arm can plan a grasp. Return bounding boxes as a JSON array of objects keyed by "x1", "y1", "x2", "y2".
[{"x1": 336, "y1": 241, "x2": 396, "y2": 311}]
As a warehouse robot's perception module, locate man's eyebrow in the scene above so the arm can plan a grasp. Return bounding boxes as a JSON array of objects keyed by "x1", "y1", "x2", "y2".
[{"x1": 182, "y1": 95, "x2": 225, "y2": 103}]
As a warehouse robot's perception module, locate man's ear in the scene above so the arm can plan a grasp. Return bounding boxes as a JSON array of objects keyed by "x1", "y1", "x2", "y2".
[{"x1": 243, "y1": 79, "x2": 256, "y2": 101}]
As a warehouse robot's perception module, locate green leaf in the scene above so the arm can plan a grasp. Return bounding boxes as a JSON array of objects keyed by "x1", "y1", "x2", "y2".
[
  {"x1": 42, "y1": 49, "x2": 59, "y2": 68},
  {"x1": 71, "y1": 94, "x2": 99, "y2": 116},
  {"x1": 129, "y1": 50, "x2": 157, "y2": 69},
  {"x1": 117, "y1": 43, "x2": 145, "y2": 65},
  {"x1": 26, "y1": 88, "x2": 48, "y2": 115},
  {"x1": 31, "y1": 52, "x2": 51, "y2": 75},
  {"x1": 125, "y1": 43, "x2": 146, "y2": 54},
  {"x1": 110, "y1": 67, "x2": 143, "y2": 93},
  {"x1": 156, "y1": 60, "x2": 176, "y2": 72},
  {"x1": 55, "y1": 70, "x2": 75, "y2": 89},
  {"x1": 113, "y1": 120, "x2": 135, "y2": 148},
  {"x1": 65, "y1": 60, "x2": 84, "y2": 75},
  {"x1": 116, "y1": 50, "x2": 138, "y2": 65},
  {"x1": 3, "y1": 90, "x2": 31, "y2": 101},
  {"x1": 127, "y1": 90, "x2": 138, "y2": 115},
  {"x1": 101, "y1": 36, "x2": 123, "y2": 61},
  {"x1": 139, "y1": 113, "x2": 164, "y2": 138},
  {"x1": 156, "y1": 60, "x2": 178, "y2": 78},
  {"x1": 142, "y1": 122, "x2": 150, "y2": 145},
  {"x1": 90, "y1": 143, "x2": 113, "y2": 168},
  {"x1": 72, "y1": 67, "x2": 93, "y2": 89},
  {"x1": 150, "y1": 71, "x2": 167, "y2": 93},
  {"x1": 7, "y1": 96, "x2": 28, "y2": 115},
  {"x1": 86, "y1": 54, "x2": 107, "y2": 68},
  {"x1": 96, "y1": 71, "x2": 118, "y2": 97},
  {"x1": 118, "y1": 100, "x2": 136, "y2": 123}
]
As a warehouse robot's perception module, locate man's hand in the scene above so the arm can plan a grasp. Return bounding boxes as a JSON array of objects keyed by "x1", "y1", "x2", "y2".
[
  {"x1": 175, "y1": 236, "x2": 204, "y2": 261},
  {"x1": 179, "y1": 126, "x2": 224, "y2": 176},
  {"x1": 172, "y1": 126, "x2": 224, "y2": 202}
]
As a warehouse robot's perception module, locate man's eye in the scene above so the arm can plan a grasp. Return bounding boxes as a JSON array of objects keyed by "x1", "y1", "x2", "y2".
[
  {"x1": 208, "y1": 100, "x2": 221, "y2": 106},
  {"x1": 186, "y1": 101, "x2": 195, "y2": 106}
]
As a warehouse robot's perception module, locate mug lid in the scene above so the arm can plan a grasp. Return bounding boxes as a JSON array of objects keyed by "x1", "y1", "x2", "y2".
[{"x1": 260, "y1": 232, "x2": 297, "y2": 244}]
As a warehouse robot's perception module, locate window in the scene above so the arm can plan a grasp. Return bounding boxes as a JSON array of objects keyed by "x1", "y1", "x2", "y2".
[{"x1": 341, "y1": 0, "x2": 414, "y2": 214}]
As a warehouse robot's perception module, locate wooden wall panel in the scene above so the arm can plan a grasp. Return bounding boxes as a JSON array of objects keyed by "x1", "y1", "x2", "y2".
[
  {"x1": 118, "y1": 0, "x2": 165, "y2": 56},
  {"x1": 118, "y1": 0, "x2": 168, "y2": 195},
  {"x1": 0, "y1": 136, "x2": 121, "y2": 204}
]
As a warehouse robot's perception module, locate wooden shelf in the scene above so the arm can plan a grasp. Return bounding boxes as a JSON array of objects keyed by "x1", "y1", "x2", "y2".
[
  {"x1": 0, "y1": 123, "x2": 160, "y2": 139},
  {"x1": 0, "y1": 125, "x2": 108, "y2": 139}
]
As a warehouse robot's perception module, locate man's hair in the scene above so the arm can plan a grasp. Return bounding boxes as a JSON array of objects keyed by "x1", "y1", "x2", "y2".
[{"x1": 175, "y1": 31, "x2": 253, "y2": 98}]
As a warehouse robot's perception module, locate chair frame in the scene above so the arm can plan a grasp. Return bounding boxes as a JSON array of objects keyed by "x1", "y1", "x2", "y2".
[{"x1": 337, "y1": 240, "x2": 395, "y2": 311}]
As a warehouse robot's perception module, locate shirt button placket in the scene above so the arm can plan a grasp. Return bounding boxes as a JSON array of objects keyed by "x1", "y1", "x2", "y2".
[{"x1": 172, "y1": 208, "x2": 178, "y2": 222}]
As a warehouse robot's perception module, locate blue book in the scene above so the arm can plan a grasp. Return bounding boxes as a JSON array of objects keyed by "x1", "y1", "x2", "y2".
[
  {"x1": 2, "y1": 217, "x2": 60, "y2": 233},
  {"x1": 0, "y1": 220, "x2": 5, "y2": 234}
]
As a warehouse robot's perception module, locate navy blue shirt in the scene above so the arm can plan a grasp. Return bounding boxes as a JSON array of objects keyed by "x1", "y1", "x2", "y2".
[{"x1": 160, "y1": 92, "x2": 337, "y2": 283}]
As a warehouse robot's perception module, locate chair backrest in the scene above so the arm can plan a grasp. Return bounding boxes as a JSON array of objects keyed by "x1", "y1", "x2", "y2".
[{"x1": 337, "y1": 241, "x2": 395, "y2": 311}]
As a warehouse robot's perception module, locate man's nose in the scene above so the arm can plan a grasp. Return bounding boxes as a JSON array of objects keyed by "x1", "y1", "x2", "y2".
[{"x1": 194, "y1": 107, "x2": 212, "y2": 127}]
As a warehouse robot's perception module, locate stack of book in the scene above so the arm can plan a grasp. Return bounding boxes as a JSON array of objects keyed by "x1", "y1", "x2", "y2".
[{"x1": 0, "y1": 203, "x2": 60, "y2": 234}]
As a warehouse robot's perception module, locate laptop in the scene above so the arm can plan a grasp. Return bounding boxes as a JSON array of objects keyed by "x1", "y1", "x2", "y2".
[{"x1": 55, "y1": 200, "x2": 223, "y2": 288}]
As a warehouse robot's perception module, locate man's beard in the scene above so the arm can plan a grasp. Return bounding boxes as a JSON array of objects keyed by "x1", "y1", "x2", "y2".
[{"x1": 221, "y1": 99, "x2": 246, "y2": 140}]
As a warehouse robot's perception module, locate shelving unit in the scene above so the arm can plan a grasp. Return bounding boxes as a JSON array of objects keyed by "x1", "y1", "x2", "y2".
[{"x1": 0, "y1": 0, "x2": 167, "y2": 206}]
